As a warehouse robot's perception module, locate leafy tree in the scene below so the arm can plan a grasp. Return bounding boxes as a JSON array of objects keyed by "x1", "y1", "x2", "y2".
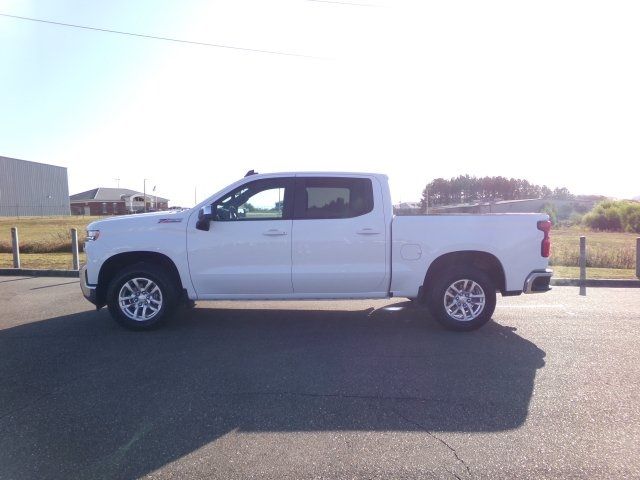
[{"x1": 550, "y1": 187, "x2": 574, "y2": 200}]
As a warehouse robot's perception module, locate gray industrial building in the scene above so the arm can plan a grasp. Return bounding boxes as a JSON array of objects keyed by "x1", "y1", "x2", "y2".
[{"x1": 0, "y1": 156, "x2": 70, "y2": 216}]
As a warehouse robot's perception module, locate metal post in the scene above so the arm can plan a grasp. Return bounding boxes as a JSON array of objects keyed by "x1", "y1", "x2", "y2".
[
  {"x1": 11, "y1": 227, "x2": 20, "y2": 269},
  {"x1": 71, "y1": 228, "x2": 80, "y2": 271},
  {"x1": 636, "y1": 238, "x2": 640, "y2": 279},
  {"x1": 579, "y1": 236, "x2": 586, "y2": 296}
]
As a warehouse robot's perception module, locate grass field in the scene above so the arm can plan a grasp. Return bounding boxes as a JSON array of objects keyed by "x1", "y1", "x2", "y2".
[
  {"x1": 0, "y1": 216, "x2": 101, "y2": 254},
  {"x1": 0, "y1": 252, "x2": 87, "y2": 270},
  {"x1": 552, "y1": 266, "x2": 636, "y2": 279},
  {"x1": 550, "y1": 226, "x2": 638, "y2": 269},
  {"x1": 0, "y1": 218, "x2": 637, "y2": 278}
]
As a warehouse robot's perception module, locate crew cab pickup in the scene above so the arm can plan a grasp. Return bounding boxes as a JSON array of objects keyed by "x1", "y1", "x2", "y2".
[{"x1": 80, "y1": 172, "x2": 552, "y2": 331}]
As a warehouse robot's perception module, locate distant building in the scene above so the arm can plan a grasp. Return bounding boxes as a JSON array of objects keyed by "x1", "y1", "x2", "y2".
[
  {"x1": 70, "y1": 188, "x2": 169, "y2": 216},
  {"x1": 394, "y1": 197, "x2": 598, "y2": 216},
  {"x1": 0, "y1": 156, "x2": 70, "y2": 216},
  {"x1": 429, "y1": 198, "x2": 547, "y2": 214},
  {"x1": 393, "y1": 201, "x2": 422, "y2": 215},
  {"x1": 429, "y1": 198, "x2": 596, "y2": 214}
]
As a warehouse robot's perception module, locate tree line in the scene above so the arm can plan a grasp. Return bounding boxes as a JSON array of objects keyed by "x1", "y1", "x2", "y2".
[{"x1": 421, "y1": 175, "x2": 573, "y2": 209}]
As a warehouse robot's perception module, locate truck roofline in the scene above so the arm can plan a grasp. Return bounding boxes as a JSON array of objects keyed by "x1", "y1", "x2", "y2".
[{"x1": 191, "y1": 171, "x2": 389, "y2": 213}]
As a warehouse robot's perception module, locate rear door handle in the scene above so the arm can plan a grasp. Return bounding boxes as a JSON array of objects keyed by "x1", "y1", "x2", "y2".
[
  {"x1": 356, "y1": 228, "x2": 381, "y2": 235},
  {"x1": 263, "y1": 229, "x2": 288, "y2": 236}
]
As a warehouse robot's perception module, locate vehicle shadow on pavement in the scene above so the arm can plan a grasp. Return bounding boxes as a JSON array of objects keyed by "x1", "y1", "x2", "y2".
[{"x1": 0, "y1": 302, "x2": 545, "y2": 480}]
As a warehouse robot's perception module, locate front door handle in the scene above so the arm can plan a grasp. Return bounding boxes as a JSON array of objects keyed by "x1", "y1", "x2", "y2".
[
  {"x1": 356, "y1": 228, "x2": 381, "y2": 235},
  {"x1": 263, "y1": 229, "x2": 288, "y2": 236}
]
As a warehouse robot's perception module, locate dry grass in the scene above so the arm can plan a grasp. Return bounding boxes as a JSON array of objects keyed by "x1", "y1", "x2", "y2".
[
  {"x1": 551, "y1": 226, "x2": 638, "y2": 269},
  {"x1": 0, "y1": 216, "x2": 102, "y2": 253},
  {"x1": 0, "y1": 252, "x2": 87, "y2": 270},
  {"x1": 552, "y1": 266, "x2": 637, "y2": 280}
]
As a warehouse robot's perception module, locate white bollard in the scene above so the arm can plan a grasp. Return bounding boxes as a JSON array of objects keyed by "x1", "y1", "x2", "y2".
[{"x1": 11, "y1": 227, "x2": 20, "y2": 269}]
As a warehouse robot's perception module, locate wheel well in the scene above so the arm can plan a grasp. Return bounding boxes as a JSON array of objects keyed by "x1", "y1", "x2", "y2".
[
  {"x1": 421, "y1": 251, "x2": 506, "y2": 301},
  {"x1": 96, "y1": 252, "x2": 183, "y2": 307}
]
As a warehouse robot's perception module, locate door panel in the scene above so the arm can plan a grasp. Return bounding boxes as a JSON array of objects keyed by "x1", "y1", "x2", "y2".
[
  {"x1": 291, "y1": 177, "x2": 388, "y2": 294},
  {"x1": 187, "y1": 178, "x2": 294, "y2": 296},
  {"x1": 188, "y1": 219, "x2": 293, "y2": 295}
]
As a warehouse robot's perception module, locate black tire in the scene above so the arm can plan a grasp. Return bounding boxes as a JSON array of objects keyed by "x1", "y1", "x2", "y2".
[
  {"x1": 106, "y1": 262, "x2": 178, "y2": 330},
  {"x1": 426, "y1": 266, "x2": 496, "y2": 331}
]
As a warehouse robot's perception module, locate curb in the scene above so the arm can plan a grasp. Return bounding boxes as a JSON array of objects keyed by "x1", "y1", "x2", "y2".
[
  {"x1": 0, "y1": 268, "x2": 79, "y2": 278},
  {"x1": 551, "y1": 278, "x2": 639, "y2": 288}
]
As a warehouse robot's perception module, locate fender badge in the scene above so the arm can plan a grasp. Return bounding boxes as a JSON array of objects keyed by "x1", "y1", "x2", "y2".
[{"x1": 158, "y1": 218, "x2": 183, "y2": 223}]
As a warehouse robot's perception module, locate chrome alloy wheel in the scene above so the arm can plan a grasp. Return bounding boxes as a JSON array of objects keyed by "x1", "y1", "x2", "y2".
[
  {"x1": 118, "y1": 277, "x2": 163, "y2": 322},
  {"x1": 443, "y1": 279, "x2": 486, "y2": 322}
]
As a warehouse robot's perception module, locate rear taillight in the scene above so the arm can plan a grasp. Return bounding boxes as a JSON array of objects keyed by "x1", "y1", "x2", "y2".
[{"x1": 537, "y1": 220, "x2": 551, "y2": 257}]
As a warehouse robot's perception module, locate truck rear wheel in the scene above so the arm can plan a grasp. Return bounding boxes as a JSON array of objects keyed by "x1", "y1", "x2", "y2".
[
  {"x1": 426, "y1": 266, "x2": 496, "y2": 331},
  {"x1": 106, "y1": 262, "x2": 177, "y2": 330}
]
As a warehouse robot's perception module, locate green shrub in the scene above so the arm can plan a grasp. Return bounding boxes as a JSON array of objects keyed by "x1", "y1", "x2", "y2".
[
  {"x1": 583, "y1": 200, "x2": 640, "y2": 233},
  {"x1": 604, "y1": 208, "x2": 623, "y2": 230},
  {"x1": 540, "y1": 203, "x2": 558, "y2": 225},
  {"x1": 568, "y1": 212, "x2": 584, "y2": 226},
  {"x1": 624, "y1": 208, "x2": 640, "y2": 233}
]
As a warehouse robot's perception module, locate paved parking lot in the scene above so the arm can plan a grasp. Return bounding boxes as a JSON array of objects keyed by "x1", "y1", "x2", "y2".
[{"x1": 0, "y1": 276, "x2": 639, "y2": 479}]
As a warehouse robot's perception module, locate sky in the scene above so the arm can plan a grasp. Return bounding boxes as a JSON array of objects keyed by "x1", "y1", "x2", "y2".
[{"x1": 1, "y1": 0, "x2": 639, "y2": 207}]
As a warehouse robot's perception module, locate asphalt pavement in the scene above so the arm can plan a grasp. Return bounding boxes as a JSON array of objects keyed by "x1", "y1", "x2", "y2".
[{"x1": 0, "y1": 276, "x2": 638, "y2": 479}]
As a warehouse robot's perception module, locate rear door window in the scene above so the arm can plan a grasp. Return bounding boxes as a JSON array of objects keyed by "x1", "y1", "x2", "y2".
[{"x1": 294, "y1": 177, "x2": 374, "y2": 219}]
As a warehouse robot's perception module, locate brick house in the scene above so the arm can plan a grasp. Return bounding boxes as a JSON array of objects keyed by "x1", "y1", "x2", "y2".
[{"x1": 70, "y1": 188, "x2": 169, "y2": 216}]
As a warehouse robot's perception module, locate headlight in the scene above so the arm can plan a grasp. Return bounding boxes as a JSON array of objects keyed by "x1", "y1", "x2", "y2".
[{"x1": 86, "y1": 229, "x2": 100, "y2": 241}]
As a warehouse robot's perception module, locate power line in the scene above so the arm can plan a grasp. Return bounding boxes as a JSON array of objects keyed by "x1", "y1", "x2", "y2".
[
  {"x1": 306, "y1": 0, "x2": 376, "y2": 6},
  {"x1": 0, "y1": 12, "x2": 311, "y2": 58}
]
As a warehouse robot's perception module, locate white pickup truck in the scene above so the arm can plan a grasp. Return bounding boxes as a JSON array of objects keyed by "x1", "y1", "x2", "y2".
[{"x1": 80, "y1": 172, "x2": 552, "y2": 331}]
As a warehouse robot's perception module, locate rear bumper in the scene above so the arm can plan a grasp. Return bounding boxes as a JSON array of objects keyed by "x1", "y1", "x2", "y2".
[
  {"x1": 79, "y1": 264, "x2": 98, "y2": 305},
  {"x1": 523, "y1": 269, "x2": 553, "y2": 294}
]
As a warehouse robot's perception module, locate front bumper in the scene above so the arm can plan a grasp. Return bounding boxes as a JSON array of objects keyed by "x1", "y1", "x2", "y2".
[
  {"x1": 79, "y1": 264, "x2": 98, "y2": 306},
  {"x1": 523, "y1": 269, "x2": 553, "y2": 293}
]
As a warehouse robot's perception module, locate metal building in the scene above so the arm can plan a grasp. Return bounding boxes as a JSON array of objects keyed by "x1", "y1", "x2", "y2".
[{"x1": 0, "y1": 156, "x2": 70, "y2": 216}]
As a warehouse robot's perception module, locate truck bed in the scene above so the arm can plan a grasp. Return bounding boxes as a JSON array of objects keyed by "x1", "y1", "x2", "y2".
[{"x1": 390, "y1": 214, "x2": 549, "y2": 297}]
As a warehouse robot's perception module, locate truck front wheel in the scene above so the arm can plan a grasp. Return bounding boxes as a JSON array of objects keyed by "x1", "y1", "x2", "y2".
[
  {"x1": 426, "y1": 266, "x2": 496, "y2": 331},
  {"x1": 106, "y1": 263, "x2": 177, "y2": 330}
]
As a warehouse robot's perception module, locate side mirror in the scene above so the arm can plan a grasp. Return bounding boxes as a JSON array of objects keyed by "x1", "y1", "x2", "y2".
[{"x1": 196, "y1": 205, "x2": 213, "y2": 231}]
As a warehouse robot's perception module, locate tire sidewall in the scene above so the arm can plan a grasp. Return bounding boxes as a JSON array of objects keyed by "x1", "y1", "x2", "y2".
[
  {"x1": 106, "y1": 263, "x2": 175, "y2": 330},
  {"x1": 428, "y1": 266, "x2": 497, "y2": 331}
]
